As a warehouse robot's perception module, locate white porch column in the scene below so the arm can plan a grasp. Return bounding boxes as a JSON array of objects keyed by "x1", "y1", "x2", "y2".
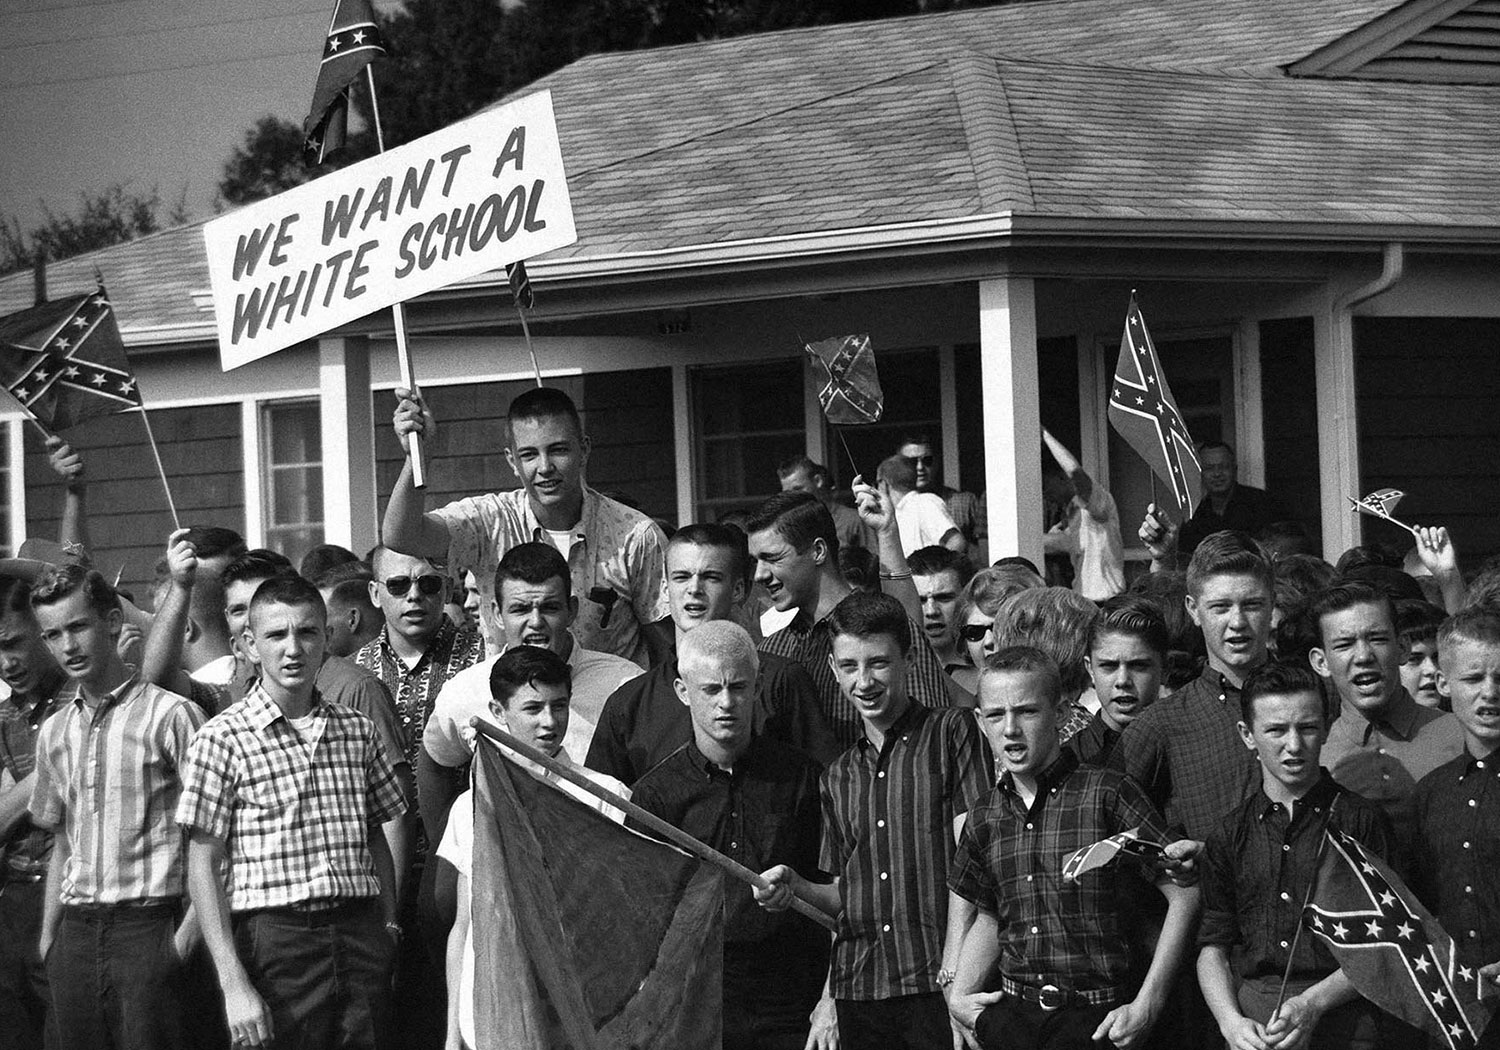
[
  {"x1": 1233, "y1": 318, "x2": 1266, "y2": 489},
  {"x1": 318, "y1": 335, "x2": 378, "y2": 553},
  {"x1": 1314, "y1": 295, "x2": 1362, "y2": 556},
  {"x1": 672, "y1": 363, "x2": 694, "y2": 526},
  {"x1": 979, "y1": 277, "x2": 1043, "y2": 567}
]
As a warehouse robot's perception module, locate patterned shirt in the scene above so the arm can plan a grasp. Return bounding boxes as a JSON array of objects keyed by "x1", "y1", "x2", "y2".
[
  {"x1": 433, "y1": 484, "x2": 670, "y2": 667},
  {"x1": 0, "y1": 692, "x2": 62, "y2": 875},
  {"x1": 1413, "y1": 748, "x2": 1500, "y2": 969},
  {"x1": 1321, "y1": 690, "x2": 1464, "y2": 856},
  {"x1": 1112, "y1": 666, "x2": 1263, "y2": 840},
  {"x1": 820, "y1": 702, "x2": 992, "y2": 1001},
  {"x1": 176, "y1": 685, "x2": 406, "y2": 911},
  {"x1": 760, "y1": 610, "x2": 958, "y2": 749},
  {"x1": 355, "y1": 618, "x2": 484, "y2": 788},
  {"x1": 1200, "y1": 772, "x2": 1392, "y2": 982},
  {"x1": 932, "y1": 486, "x2": 983, "y2": 547},
  {"x1": 29, "y1": 678, "x2": 205, "y2": 904},
  {"x1": 949, "y1": 749, "x2": 1169, "y2": 990}
]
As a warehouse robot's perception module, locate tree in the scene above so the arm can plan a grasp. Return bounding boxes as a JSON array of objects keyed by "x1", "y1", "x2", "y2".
[
  {"x1": 0, "y1": 182, "x2": 189, "y2": 277},
  {"x1": 217, "y1": 116, "x2": 321, "y2": 208}
]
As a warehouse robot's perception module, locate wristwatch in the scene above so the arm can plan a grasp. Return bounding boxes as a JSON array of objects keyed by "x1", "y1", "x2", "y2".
[{"x1": 936, "y1": 968, "x2": 957, "y2": 989}]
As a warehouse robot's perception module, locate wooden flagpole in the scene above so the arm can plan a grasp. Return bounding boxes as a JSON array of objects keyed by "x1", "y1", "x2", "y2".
[
  {"x1": 136, "y1": 404, "x2": 181, "y2": 531},
  {"x1": 515, "y1": 300, "x2": 543, "y2": 388},
  {"x1": 364, "y1": 67, "x2": 427, "y2": 489},
  {"x1": 470, "y1": 717, "x2": 838, "y2": 933}
]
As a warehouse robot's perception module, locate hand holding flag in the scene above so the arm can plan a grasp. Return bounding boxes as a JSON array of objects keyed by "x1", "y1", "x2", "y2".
[{"x1": 1061, "y1": 827, "x2": 1166, "y2": 883}]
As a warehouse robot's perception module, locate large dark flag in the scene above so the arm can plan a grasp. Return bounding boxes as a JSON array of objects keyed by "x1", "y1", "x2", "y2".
[
  {"x1": 471, "y1": 739, "x2": 722, "y2": 1049},
  {"x1": 805, "y1": 333, "x2": 883, "y2": 425},
  {"x1": 0, "y1": 288, "x2": 142, "y2": 432},
  {"x1": 1304, "y1": 827, "x2": 1494, "y2": 1049},
  {"x1": 1107, "y1": 296, "x2": 1202, "y2": 514},
  {"x1": 302, "y1": 0, "x2": 387, "y2": 163}
]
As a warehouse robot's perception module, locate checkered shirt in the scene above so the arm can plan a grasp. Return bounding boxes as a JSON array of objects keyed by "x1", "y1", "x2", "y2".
[
  {"x1": 949, "y1": 748, "x2": 1169, "y2": 990},
  {"x1": 760, "y1": 611, "x2": 956, "y2": 748},
  {"x1": 176, "y1": 685, "x2": 406, "y2": 911}
]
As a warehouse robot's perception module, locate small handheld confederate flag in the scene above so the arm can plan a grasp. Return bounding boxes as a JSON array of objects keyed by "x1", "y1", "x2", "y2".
[
  {"x1": 506, "y1": 261, "x2": 534, "y2": 310},
  {"x1": 1349, "y1": 488, "x2": 1418, "y2": 536},
  {"x1": 805, "y1": 334, "x2": 883, "y2": 425},
  {"x1": 303, "y1": 0, "x2": 387, "y2": 163},
  {"x1": 0, "y1": 288, "x2": 142, "y2": 432},
  {"x1": 1304, "y1": 827, "x2": 1494, "y2": 1049},
  {"x1": 1107, "y1": 296, "x2": 1202, "y2": 515},
  {"x1": 1061, "y1": 827, "x2": 1164, "y2": 883}
]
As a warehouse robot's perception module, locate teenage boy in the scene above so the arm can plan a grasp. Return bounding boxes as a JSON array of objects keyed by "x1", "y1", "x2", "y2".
[
  {"x1": 908, "y1": 545, "x2": 975, "y2": 685},
  {"x1": 178, "y1": 575, "x2": 406, "y2": 1050},
  {"x1": 1413, "y1": 607, "x2": 1500, "y2": 1000},
  {"x1": 945, "y1": 646, "x2": 1198, "y2": 1050},
  {"x1": 1071, "y1": 596, "x2": 1169, "y2": 767},
  {"x1": 1198, "y1": 663, "x2": 1410, "y2": 1050},
  {"x1": 755, "y1": 591, "x2": 992, "y2": 1050},
  {"x1": 1309, "y1": 583, "x2": 1463, "y2": 856},
  {"x1": 29, "y1": 566, "x2": 206, "y2": 1050},
  {"x1": 1113, "y1": 530, "x2": 1272, "y2": 842}
]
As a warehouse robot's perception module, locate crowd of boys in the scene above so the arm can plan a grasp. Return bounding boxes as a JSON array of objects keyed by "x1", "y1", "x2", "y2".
[{"x1": 0, "y1": 382, "x2": 1498, "y2": 1050}]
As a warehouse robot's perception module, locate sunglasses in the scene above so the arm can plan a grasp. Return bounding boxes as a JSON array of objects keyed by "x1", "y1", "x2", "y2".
[
  {"x1": 958, "y1": 622, "x2": 995, "y2": 643},
  {"x1": 383, "y1": 574, "x2": 445, "y2": 597},
  {"x1": 905, "y1": 455, "x2": 936, "y2": 466}
]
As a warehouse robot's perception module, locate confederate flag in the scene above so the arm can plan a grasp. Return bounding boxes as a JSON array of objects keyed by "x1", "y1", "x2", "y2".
[
  {"x1": 302, "y1": 0, "x2": 387, "y2": 163},
  {"x1": 0, "y1": 288, "x2": 142, "y2": 432}
]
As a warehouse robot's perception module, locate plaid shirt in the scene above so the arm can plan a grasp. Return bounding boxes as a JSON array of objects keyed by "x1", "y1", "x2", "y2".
[
  {"x1": 355, "y1": 618, "x2": 483, "y2": 783},
  {"x1": 0, "y1": 691, "x2": 63, "y2": 875},
  {"x1": 760, "y1": 611, "x2": 957, "y2": 748},
  {"x1": 30, "y1": 678, "x2": 205, "y2": 903},
  {"x1": 1112, "y1": 666, "x2": 1263, "y2": 839},
  {"x1": 949, "y1": 749, "x2": 1169, "y2": 990},
  {"x1": 820, "y1": 702, "x2": 992, "y2": 1000},
  {"x1": 1413, "y1": 749, "x2": 1500, "y2": 969},
  {"x1": 175, "y1": 685, "x2": 406, "y2": 911}
]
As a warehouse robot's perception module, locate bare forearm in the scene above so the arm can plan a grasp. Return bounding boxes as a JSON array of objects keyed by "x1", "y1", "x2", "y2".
[
  {"x1": 942, "y1": 890, "x2": 976, "y2": 973},
  {"x1": 1196, "y1": 945, "x2": 1245, "y2": 1032},
  {"x1": 1139, "y1": 880, "x2": 1200, "y2": 1004},
  {"x1": 381, "y1": 815, "x2": 411, "y2": 904},
  {"x1": 369, "y1": 827, "x2": 399, "y2": 926},
  {"x1": 60, "y1": 487, "x2": 90, "y2": 554},
  {"x1": 187, "y1": 834, "x2": 249, "y2": 988},
  {"x1": 1298, "y1": 969, "x2": 1359, "y2": 1015},
  {"x1": 874, "y1": 525, "x2": 921, "y2": 622},
  {"x1": 382, "y1": 461, "x2": 448, "y2": 560},
  {"x1": 952, "y1": 908, "x2": 1001, "y2": 996},
  {"x1": 141, "y1": 580, "x2": 196, "y2": 695},
  {"x1": 446, "y1": 875, "x2": 471, "y2": 1048}
]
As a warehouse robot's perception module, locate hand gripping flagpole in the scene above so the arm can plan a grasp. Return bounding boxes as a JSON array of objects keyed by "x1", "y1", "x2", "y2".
[
  {"x1": 470, "y1": 717, "x2": 838, "y2": 933},
  {"x1": 364, "y1": 66, "x2": 427, "y2": 489}
]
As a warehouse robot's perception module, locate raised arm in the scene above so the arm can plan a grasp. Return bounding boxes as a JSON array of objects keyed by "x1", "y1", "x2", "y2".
[
  {"x1": 140, "y1": 529, "x2": 201, "y2": 698},
  {"x1": 852, "y1": 475, "x2": 921, "y2": 623},
  {"x1": 382, "y1": 387, "x2": 452, "y2": 560},
  {"x1": 47, "y1": 436, "x2": 92, "y2": 556},
  {"x1": 1413, "y1": 525, "x2": 1466, "y2": 613},
  {"x1": 1043, "y1": 428, "x2": 1106, "y2": 517}
]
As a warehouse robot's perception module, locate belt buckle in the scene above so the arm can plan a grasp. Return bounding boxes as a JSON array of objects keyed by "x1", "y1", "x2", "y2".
[{"x1": 1037, "y1": 984, "x2": 1067, "y2": 1012}]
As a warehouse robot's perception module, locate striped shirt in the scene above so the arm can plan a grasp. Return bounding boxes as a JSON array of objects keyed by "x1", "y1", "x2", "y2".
[
  {"x1": 760, "y1": 611, "x2": 957, "y2": 748},
  {"x1": 820, "y1": 702, "x2": 992, "y2": 1000},
  {"x1": 175, "y1": 685, "x2": 406, "y2": 911},
  {"x1": 29, "y1": 678, "x2": 206, "y2": 904}
]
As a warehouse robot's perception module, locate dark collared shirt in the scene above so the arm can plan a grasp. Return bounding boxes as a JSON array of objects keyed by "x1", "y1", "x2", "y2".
[
  {"x1": 0, "y1": 692, "x2": 61, "y2": 875},
  {"x1": 820, "y1": 702, "x2": 992, "y2": 1001},
  {"x1": 760, "y1": 611, "x2": 957, "y2": 748},
  {"x1": 1112, "y1": 666, "x2": 1263, "y2": 839},
  {"x1": 586, "y1": 648, "x2": 839, "y2": 785},
  {"x1": 1200, "y1": 771, "x2": 1392, "y2": 982},
  {"x1": 1413, "y1": 748, "x2": 1500, "y2": 969},
  {"x1": 1178, "y1": 485, "x2": 1279, "y2": 555},
  {"x1": 1067, "y1": 710, "x2": 1123, "y2": 768},
  {"x1": 949, "y1": 749, "x2": 1169, "y2": 990},
  {"x1": 1322, "y1": 690, "x2": 1464, "y2": 855}
]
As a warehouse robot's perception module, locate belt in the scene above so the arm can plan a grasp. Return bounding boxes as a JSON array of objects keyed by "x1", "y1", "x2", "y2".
[
  {"x1": 62, "y1": 899, "x2": 180, "y2": 917},
  {"x1": 1000, "y1": 976, "x2": 1125, "y2": 1011}
]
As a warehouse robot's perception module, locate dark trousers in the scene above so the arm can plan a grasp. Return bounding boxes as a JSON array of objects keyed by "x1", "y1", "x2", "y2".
[
  {"x1": 976, "y1": 997, "x2": 1111, "y2": 1050},
  {"x1": 46, "y1": 902, "x2": 186, "y2": 1050},
  {"x1": 232, "y1": 899, "x2": 395, "y2": 1050},
  {"x1": 722, "y1": 945, "x2": 824, "y2": 1050},
  {"x1": 836, "y1": 992, "x2": 951, "y2": 1050},
  {"x1": 392, "y1": 860, "x2": 446, "y2": 1050},
  {"x1": 0, "y1": 879, "x2": 54, "y2": 1050}
]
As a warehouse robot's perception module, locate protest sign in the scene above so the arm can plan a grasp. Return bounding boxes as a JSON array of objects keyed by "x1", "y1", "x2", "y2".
[{"x1": 204, "y1": 89, "x2": 576, "y2": 370}]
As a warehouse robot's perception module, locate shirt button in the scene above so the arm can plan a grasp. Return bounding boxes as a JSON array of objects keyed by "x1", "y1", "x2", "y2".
[
  {"x1": 878, "y1": 772, "x2": 886, "y2": 779},
  {"x1": 730, "y1": 842, "x2": 738, "y2": 849},
  {"x1": 1026, "y1": 875, "x2": 1034, "y2": 882},
  {"x1": 880, "y1": 872, "x2": 889, "y2": 881},
  {"x1": 1282, "y1": 844, "x2": 1290, "y2": 852},
  {"x1": 1469, "y1": 799, "x2": 1478, "y2": 808},
  {"x1": 1377, "y1": 748, "x2": 1387, "y2": 755},
  {"x1": 1382, "y1": 774, "x2": 1391, "y2": 781},
  {"x1": 1479, "y1": 761, "x2": 1487, "y2": 769},
  {"x1": 1031, "y1": 926, "x2": 1039, "y2": 934},
  {"x1": 1280, "y1": 940, "x2": 1289, "y2": 949},
  {"x1": 1466, "y1": 886, "x2": 1474, "y2": 894},
  {"x1": 1470, "y1": 930, "x2": 1479, "y2": 939},
  {"x1": 1026, "y1": 823, "x2": 1034, "y2": 830},
  {"x1": 1464, "y1": 841, "x2": 1472, "y2": 849},
  {"x1": 877, "y1": 819, "x2": 886, "y2": 828},
  {"x1": 883, "y1": 924, "x2": 892, "y2": 933},
  {"x1": 1280, "y1": 892, "x2": 1291, "y2": 902}
]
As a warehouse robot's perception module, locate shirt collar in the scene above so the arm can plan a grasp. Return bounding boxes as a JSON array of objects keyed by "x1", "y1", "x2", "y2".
[
  {"x1": 381, "y1": 617, "x2": 457, "y2": 672},
  {"x1": 70, "y1": 673, "x2": 139, "y2": 713},
  {"x1": 1255, "y1": 769, "x2": 1339, "y2": 823},
  {"x1": 243, "y1": 682, "x2": 323, "y2": 730},
  {"x1": 1340, "y1": 688, "x2": 1420, "y2": 742},
  {"x1": 857, "y1": 699, "x2": 928, "y2": 752},
  {"x1": 1198, "y1": 664, "x2": 1252, "y2": 702},
  {"x1": 999, "y1": 746, "x2": 1079, "y2": 797},
  {"x1": 1458, "y1": 747, "x2": 1500, "y2": 779},
  {"x1": 522, "y1": 483, "x2": 596, "y2": 543}
]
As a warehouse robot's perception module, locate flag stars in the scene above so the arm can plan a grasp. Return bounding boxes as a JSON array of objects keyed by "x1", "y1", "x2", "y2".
[
  {"x1": 1361, "y1": 862, "x2": 1377, "y2": 876},
  {"x1": 1332, "y1": 922, "x2": 1349, "y2": 938},
  {"x1": 351, "y1": 29, "x2": 366, "y2": 42},
  {"x1": 90, "y1": 372, "x2": 107, "y2": 386},
  {"x1": 1364, "y1": 920, "x2": 1382, "y2": 938},
  {"x1": 64, "y1": 366, "x2": 78, "y2": 377},
  {"x1": 1396, "y1": 922, "x2": 1414, "y2": 939},
  {"x1": 70, "y1": 315, "x2": 87, "y2": 328},
  {"x1": 56, "y1": 338, "x2": 70, "y2": 351},
  {"x1": 1431, "y1": 988, "x2": 1448, "y2": 1007},
  {"x1": 328, "y1": 35, "x2": 343, "y2": 51},
  {"x1": 1460, "y1": 966, "x2": 1474, "y2": 983},
  {"x1": 119, "y1": 379, "x2": 136, "y2": 394},
  {"x1": 1413, "y1": 955, "x2": 1431, "y2": 973},
  {"x1": 1450, "y1": 1024, "x2": 1465, "y2": 1040},
  {"x1": 1380, "y1": 891, "x2": 1396, "y2": 907}
]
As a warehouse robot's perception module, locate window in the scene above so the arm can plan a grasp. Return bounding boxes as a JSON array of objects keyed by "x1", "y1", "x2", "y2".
[
  {"x1": 691, "y1": 358, "x2": 806, "y2": 522},
  {"x1": 261, "y1": 401, "x2": 323, "y2": 566}
]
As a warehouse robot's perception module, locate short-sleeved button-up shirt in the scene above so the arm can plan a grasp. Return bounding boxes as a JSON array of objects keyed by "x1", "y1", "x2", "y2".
[
  {"x1": 433, "y1": 484, "x2": 670, "y2": 667},
  {"x1": 1413, "y1": 748, "x2": 1500, "y2": 970},
  {"x1": 1200, "y1": 771, "x2": 1392, "y2": 982},
  {"x1": 30, "y1": 678, "x2": 206, "y2": 904},
  {"x1": 820, "y1": 702, "x2": 991, "y2": 1001},
  {"x1": 1112, "y1": 666, "x2": 1263, "y2": 839},
  {"x1": 0, "y1": 691, "x2": 62, "y2": 874},
  {"x1": 176, "y1": 685, "x2": 406, "y2": 912},
  {"x1": 760, "y1": 611, "x2": 958, "y2": 749},
  {"x1": 948, "y1": 749, "x2": 1169, "y2": 991},
  {"x1": 1321, "y1": 690, "x2": 1464, "y2": 854}
]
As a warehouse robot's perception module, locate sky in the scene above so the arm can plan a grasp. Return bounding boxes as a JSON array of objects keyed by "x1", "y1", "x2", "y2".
[{"x1": 0, "y1": 0, "x2": 402, "y2": 233}]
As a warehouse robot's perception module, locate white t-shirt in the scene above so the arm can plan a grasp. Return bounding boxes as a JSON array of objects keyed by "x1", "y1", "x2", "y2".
[
  {"x1": 1059, "y1": 489, "x2": 1126, "y2": 600},
  {"x1": 437, "y1": 765, "x2": 628, "y2": 1049},
  {"x1": 894, "y1": 491, "x2": 959, "y2": 556}
]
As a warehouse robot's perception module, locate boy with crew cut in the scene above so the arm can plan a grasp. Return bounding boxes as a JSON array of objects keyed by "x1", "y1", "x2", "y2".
[
  {"x1": 1197, "y1": 663, "x2": 1413, "y2": 1050},
  {"x1": 177, "y1": 575, "x2": 405, "y2": 1050},
  {"x1": 945, "y1": 646, "x2": 1199, "y2": 1050},
  {"x1": 755, "y1": 591, "x2": 992, "y2": 1050},
  {"x1": 1071, "y1": 596, "x2": 1169, "y2": 768},
  {"x1": 28, "y1": 565, "x2": 206, "y2": 1050}
]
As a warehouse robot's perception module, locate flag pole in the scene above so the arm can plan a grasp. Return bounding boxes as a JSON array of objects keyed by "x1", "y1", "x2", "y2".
[
  {"x1": 515, "y1": 302, "x2": 543, "y2": 388},
  {"x1": 363, "y1": 66, "x2": 427, "y2": 489},
  {"x1": 136, "y1": 404, "x2": 180, "y2": 531},
  {"x1": 470, "y1": 717, "x2": 839, "y2": 933}
]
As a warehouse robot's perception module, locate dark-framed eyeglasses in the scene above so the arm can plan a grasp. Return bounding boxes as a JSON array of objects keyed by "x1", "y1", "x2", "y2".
[
  {"x1": 958, "y1": 622, "x2": 995, "y2": 643},
  {"x1": 383, "y1": 574, "x2": 445, "y2": 597}
]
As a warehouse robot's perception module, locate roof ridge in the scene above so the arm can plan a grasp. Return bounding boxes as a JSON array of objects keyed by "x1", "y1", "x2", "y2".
[{"x1": 947, "y1": 51, "x2": 1034, "y2": 212}]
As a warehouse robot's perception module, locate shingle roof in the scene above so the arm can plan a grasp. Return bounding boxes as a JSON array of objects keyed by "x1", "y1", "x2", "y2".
[{"x1": 7, "y1": 0, "x2": 1494, "y2": 338}]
